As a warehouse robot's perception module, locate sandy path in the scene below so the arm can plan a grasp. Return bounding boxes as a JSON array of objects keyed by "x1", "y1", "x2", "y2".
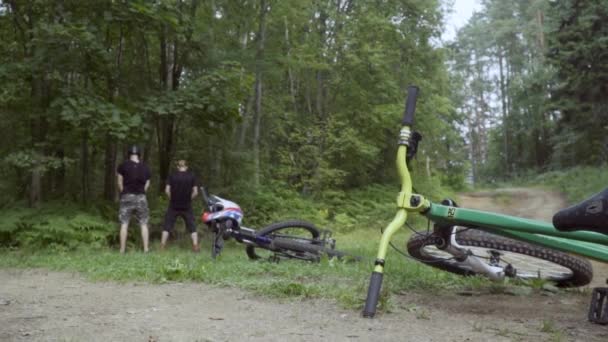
[{"x1": 1, "y1": 188, "x2": 607, "y2": 341}]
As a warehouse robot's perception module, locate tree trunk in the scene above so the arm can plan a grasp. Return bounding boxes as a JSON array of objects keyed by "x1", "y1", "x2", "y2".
[
  {"x1": 238, "y1": 95, "x2": 254, "y2": 148},
  {"x1": 252, "y1": 0, "x2": 268, "y2": 187},
  {"x1": 253, "y1": 77, "x2": 263, "y2": 187},
  {"x1": 315, "y1": 9, "x2": 327, "y2": 120},
  {"x1": 498, "y1": 48, "x2": 509, "y2": 175},
  {"x1": 103, "y1": 133, "x2": 118, "y2": 201},
  {"x1": 29, "y1": 168, "x2": 41, "y2": 208},
  {"x1": 156, "y1": 23, "x2": 176, "y2": 192},
  {"x1": 284, "y1": 16, "x2": 297, "y2": 113},
  {"x1": 103, "y1": 22, "x2": 123, "y2": 202},
  {"x1": 54, "y1": 145, "x2": 65, "y2": 197},
  {"x1": 536, "y1": 9, "x2": 545, "y2": 53},
  {"x1": 81, "y1": 131, "x2": 90, "y2": 204},
  {"x1": 157, "y1": 116, "x2": 175, "y2": 192},
  {"x1": 310, "y1": 4, "x2": 328, "y2": 190}
]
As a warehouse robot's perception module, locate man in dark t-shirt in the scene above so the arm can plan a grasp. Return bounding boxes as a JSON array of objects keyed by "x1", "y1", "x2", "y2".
[
  {"x1": 161, "y1": 159, "x2": 200, "y2": 252},
  {"x1": 117, "y1": 145, "x2": 151, "y2": 253}
]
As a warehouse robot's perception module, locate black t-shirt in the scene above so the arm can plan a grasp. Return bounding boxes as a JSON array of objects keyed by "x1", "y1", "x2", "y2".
[
  {"x1": 167, "y1": 170, "x2": 197, "y2": 209},
  {"x1": 117, "y1": 160, "x2": 151, "y2": 195}
]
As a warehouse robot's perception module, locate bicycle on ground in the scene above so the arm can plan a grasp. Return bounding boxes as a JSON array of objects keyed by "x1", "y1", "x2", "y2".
[
  {"x1": 362, "y1": 86, "x2": 608, "y2": 324},
  {"x1": 200, "y1": 187, "x2": 353, "y2": 262}
]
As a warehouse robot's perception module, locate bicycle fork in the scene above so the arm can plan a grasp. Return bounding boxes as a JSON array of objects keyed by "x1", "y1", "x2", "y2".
[
  {"x1": 363, "y1": 85, "x2": 420, "y2": 318},
  {"x1": 362, "y1": 209, "x2": 407, "y2": 318},
  {"x1": 362, "y1": 216, "x2": 507, "y2": 317},
  {"x1": 442, "y1": 227, "x2": 507, "y2": 280}
]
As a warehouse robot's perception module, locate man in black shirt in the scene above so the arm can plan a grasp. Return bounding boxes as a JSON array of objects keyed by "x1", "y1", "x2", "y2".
[
  {"x1": 117, "y1": 145, "x2": 151, "y2": 253},
  {"x1": 161, "y1": 159, "x2": 200, "y2": 252}
]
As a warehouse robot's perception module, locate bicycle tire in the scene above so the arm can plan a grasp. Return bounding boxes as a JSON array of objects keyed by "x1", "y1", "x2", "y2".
[
  {"x1": 271, "y1": 237, "x2": 348, "y2": 260},
  {"x1": 246, "y1": 220, "x2": 321, "y2": 260},
  {"x1": 211, "y1": 230, "x2": 224, "y2": 259},
  {"x1": 406, "y1": 228, "x2": 592, "y2": 287}
]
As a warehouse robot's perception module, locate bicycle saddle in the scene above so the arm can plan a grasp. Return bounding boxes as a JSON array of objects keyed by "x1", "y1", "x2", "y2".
[{"x1": 553, "y1": 187, "x2": 608, "y2": 236}]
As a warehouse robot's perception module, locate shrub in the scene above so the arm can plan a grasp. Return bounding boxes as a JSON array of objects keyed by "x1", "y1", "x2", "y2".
[
  {"x1": 532, "y1": 165, "x2": 608, "y2": 203},
  {"x1": 0, "y1": 205, "x2": 115, "y2": 251}
]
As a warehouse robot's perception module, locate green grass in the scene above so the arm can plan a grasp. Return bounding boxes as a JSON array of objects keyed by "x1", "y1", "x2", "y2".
[
  {"x1": 0, "y1": 227, "x2": 500, "y2": 312},
  {"x1": 0, "y1": 179, "x2": 564, "y2": 313},
  {"x1": 528, "y1": 165, "x2": 608, "y2": 204},
  {"x1": 1, "y1": 225, "x2": 564, "y2": 314}
]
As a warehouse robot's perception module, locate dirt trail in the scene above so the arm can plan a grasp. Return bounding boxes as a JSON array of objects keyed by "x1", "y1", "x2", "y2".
[{"x1": 1, "y1": 188, "x2": 607, "y2": 341}]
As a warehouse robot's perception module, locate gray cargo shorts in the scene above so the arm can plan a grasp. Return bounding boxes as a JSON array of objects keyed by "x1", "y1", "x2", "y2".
[{"x1": 119, "y1": 194, "x2": 149, "y2": 225}]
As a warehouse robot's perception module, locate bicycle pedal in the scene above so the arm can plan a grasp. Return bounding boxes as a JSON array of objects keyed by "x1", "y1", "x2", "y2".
[{"x1": 588, "y1": 287, "x2": 608, "y2": 324}]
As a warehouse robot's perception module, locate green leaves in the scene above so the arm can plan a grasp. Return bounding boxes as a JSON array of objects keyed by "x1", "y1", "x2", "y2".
[
  {"x1": 0, "y1": 0, "x2": 462, "y2": 205},
  {"x1": 0, "y1": 206, "x2": 115, "y2": 250},
  {"x1": 4, "y1": 149, "x2": 71, "y2": 173},
  {"x1": 140, "y1": 62, "x2": 250, "y2": 127},
  {"x1": 53, "y1": 94, "x2": 143, "y2": 140},
  {"x1": 546, "y1": 0, "x2": 608, "y2": 166}
]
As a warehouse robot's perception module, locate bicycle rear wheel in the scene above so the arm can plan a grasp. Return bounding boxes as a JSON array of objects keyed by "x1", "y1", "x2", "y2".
[
  {"x1": 271, "y1": 237, "x2": 348, "y2": 261},
  {"x1": 246, "y1": 220, "x2": 321, "y2": 260},
  {"x1": 406, "y1": 228, "x2": 592, "y2": 287}
]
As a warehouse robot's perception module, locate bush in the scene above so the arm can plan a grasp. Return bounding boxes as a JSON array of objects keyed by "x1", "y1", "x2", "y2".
[
  {"x1": 532, "y1": 165, "x2": 608, "y2": 203},
  {"x1": 0, "y1": 204, "x2": 115, "y2": 251}
]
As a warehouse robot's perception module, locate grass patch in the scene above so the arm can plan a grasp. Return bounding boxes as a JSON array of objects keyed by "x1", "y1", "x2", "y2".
[
  {"x1": 0, "y1": 227, "x2": 498, "y2": 313},
  {"x1": 527, "y1": 165, "x2": 608, "y2": 204},
  {"x1": 540, "y1": 319, "x2": 558, "y2": 333},
  {"x1": 0, "y1": 179, "x2": 559, "y2": 313}
]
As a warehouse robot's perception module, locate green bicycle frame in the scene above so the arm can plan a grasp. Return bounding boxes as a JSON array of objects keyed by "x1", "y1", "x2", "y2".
[
  {"x1": 427, "y1": 204, "x2": 608, "y2": 261},
  {"x1": 362, "y1": 86, "x2": 608, "y2": 318}
]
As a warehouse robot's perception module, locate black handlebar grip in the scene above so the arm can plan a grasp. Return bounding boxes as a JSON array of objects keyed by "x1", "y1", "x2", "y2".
[
  {"x1": 401, "y1": 85, "x2": 419, "y2": 126},
  {"x1": 362, "y1": 271, "x2": 384, "y2": 318}
]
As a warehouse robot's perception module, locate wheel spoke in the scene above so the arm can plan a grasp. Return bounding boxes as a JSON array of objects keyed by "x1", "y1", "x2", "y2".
[{"x1": 419, "y1": 245, "x2": 573, "y2": 281}]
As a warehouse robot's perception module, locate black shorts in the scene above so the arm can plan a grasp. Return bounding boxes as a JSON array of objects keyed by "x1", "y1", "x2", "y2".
[{"x1": 163, "y1": 207, "x2": 197, "y2": 233}]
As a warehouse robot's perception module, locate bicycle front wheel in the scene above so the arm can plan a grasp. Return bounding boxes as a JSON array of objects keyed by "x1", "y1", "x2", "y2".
[
  {"x1": 211, "y1": 228, "x2": 224, "y2": 259},
  {"x1": 406, "y1": 228, "x2": 592, "y2": 287}
]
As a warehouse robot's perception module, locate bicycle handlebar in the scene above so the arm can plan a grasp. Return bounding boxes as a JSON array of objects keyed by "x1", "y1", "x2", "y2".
[{"x1": 401, "y1": 85, "x2": 419, "y2": 126}]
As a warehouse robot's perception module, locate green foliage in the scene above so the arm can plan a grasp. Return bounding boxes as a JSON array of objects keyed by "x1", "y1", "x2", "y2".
[
  {"x1": 4, "y1": 149, "x2": 71, "y2": 173},
  {"x1": 225, "y1": 172, "x2": 453, "y2": 233},
  {"x1": 532, "y1": 165, "x2": 608, "y2": 203},
  {"x1": 546, "y1": 0, "x2": 608, "y2": 167},
  {"x1": 0, "y1": 205, "x2": 115, "y2": 251},
  {"x1": 0, "y1": 0, "x2": 464, "y2": 221},
  {"x1": 53, "y1": 94, "x2": 142, "y2": 140},
  {"x1": 452, "y1": 0, "x2": 608, "y2": 182},
  {"x1": 140, "y1": 62, "x2": 250, "y2": 124}
]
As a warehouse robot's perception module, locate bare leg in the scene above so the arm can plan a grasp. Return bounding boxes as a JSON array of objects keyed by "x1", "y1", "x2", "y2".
[
  {"x1": 190, "y1": 232, "x2": 200, "y2": 252},
  {"x1": 119, "y1": 223, "x2": 128, "y2": 254},
  {"x1": 161, "y1": 231, "x2": 169, "y2": 248},
  {"x1": 141, "y1": 224, "x2": 149, "y2": 252}
]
